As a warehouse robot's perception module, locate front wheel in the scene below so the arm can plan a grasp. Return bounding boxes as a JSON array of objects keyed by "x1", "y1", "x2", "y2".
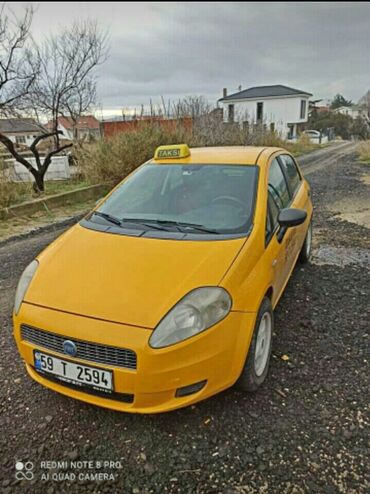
[
  {"x1": 237, "y1": 297, "x2": 273, "y2": 392},
  {"x1": 299, "y1": 220, "x2": 312, "y2": 264}
]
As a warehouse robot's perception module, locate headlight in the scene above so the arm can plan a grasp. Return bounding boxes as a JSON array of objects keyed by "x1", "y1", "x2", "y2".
[
  {"x1": 149, "y1": 287, "x2": 232, "y2": 348},
  {"x1": 14, "y1": 260, "x2": 39, "y2": 315}
]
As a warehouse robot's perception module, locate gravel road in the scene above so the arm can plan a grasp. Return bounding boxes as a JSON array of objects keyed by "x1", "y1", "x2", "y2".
[{"x1": 0, "y1": 143, "x2": 369, "y2": 493}]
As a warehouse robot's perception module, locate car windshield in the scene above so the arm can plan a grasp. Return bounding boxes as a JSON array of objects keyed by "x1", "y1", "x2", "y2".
[{"x1": 88, "y1": 163, "x2": 258, "y2": 236}]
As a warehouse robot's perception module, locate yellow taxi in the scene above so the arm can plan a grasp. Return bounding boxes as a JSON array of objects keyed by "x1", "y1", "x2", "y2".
[{"x1": 13, "y1": 144, "x2": 313, "y2": 413}]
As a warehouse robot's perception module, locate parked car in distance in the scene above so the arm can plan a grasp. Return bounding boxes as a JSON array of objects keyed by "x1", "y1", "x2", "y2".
[
  {"x1": 302, "y1": 129, "x2": 328, "y2": 144},
  {"x1": 13, "y1": 144, "x2": 313, "y2": 413}
]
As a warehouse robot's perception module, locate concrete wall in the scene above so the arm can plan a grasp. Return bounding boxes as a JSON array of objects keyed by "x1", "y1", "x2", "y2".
[
  {"x1": 5, "y1": 156, "x2": 70, "y2": 182},
  {"x1": 221, "y1": 95, "x2": 309, "y2": 139}
]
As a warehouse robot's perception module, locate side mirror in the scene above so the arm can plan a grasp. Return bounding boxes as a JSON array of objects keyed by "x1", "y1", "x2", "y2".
[{"x1": 277, "y1": 208, "x2": 307, "y2": 243}]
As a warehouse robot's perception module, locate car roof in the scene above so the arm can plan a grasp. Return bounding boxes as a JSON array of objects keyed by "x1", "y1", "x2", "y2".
[{"x1": 152, "y1": 146, "x2": 285, "y2": 166}]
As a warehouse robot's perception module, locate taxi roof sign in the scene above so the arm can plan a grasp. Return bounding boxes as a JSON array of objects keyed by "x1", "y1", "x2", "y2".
[{"x1": 154, "y1": 144, "x2": 190, "y2": 160}]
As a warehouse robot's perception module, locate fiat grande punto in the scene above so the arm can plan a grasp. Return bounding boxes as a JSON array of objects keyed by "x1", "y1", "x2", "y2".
[{"x1": 13, "y1": 144, "x2": 313, "y2": 413}]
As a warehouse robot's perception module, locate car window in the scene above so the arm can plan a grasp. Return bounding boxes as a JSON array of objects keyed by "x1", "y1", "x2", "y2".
[
  {"x1": 268, "y1": 158, "x2": 290, "y2": 209},
  {"x1": 279, "y1": 155, "x2": 302, "y2": 196},
  {"x1": 265, "y1": 205, "x2": 272, "y2": 239},
  {"x1": 265, "y1": 190, "x2": 280, "y2": 243},
  {"x1": 268, "y1": 191, "x2": 280, "y2": 228}
]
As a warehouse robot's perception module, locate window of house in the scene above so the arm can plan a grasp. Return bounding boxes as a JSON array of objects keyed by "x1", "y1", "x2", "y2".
[
  {"x1": 256, "y1": 102, "x2": 263, "y2": 122},
  {"x1": 287, "y1": 124, "x2": 294, "y2": 139},
  {"x1": 15, "y1": 136, "x2": 26, "y2": 144},
  {"x1": 270, "y1": 122, "x2": 275, "y2": 132},
  {"x1": 278, "y1": 155, "x2": 302, "y2": 196},
  {"x1": 268, "y1": 158, "x2": 290, "y2": 210},
  {"x1": 228, "y1": 104, "x2": 234, "y2": 123},
  {"x1": 300, "y1": 100, "x2": 307, "y2": 119}
]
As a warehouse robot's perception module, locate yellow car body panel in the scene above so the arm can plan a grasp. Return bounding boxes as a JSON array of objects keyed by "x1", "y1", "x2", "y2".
[
  {"x1": 14, "y1": 303, "x2": 256, "y2": 413},
  {"x1": 24, "y1": 224, "x2": 245, "y2": 328},
  {"x1": 13, "y1": 145, "x2": 312, "y2": 413}
]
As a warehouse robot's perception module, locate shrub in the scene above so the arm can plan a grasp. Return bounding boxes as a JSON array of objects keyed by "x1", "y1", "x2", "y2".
[
  {"x1": 76, "y1": 123, "x2": 191, "y2": 186},
  {"x1": 358, "y1": 141, "x2": 370, "y2": 162},
  {"x1": 0, "y1": 160, "x2": 29, "y2": 209},
  {"x1": 308, "y1": 111, "x2": 353, "y2": 139},
  {"x1": 76, "y1": 116, "x2": 320, "y2": 186},
  {"x1": 284, "y1": 133, "x2": 317, "y2": 155}
]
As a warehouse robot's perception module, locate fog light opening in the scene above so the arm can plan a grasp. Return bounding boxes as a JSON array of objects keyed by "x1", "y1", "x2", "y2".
[{"x1": 175, "y1": 380, "x2": 207, "y2": 398}]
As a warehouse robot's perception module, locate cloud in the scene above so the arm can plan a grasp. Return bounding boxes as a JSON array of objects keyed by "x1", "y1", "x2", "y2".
[{"x1": 13, "y1": 2, "x2": 370, "y2": 108}]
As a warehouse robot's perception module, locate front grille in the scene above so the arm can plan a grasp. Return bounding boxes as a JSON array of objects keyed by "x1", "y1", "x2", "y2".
[{"x1": 21, "y1": 325, "x2": 137, "y2": 370}]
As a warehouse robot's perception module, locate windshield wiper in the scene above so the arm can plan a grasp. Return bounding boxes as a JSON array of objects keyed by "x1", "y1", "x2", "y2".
[
  {"x1": 92, "y1": 213, "x2": 172, "y2": 231},
  {"x1": 136, "y1": 219, "x2": 220, "y2": 234},
  {"x1": 92, "y1": 211, "x2": 123, "y2": 226},
  {"x1": 120, "y1": 218, "x2": 172, "y2": 231},
  {"x1": 173, "y1": 221, "x2": 220, "y2": 234},
  {"x1": 92, "y1": 213, "x2": 220, "y2": 234}
]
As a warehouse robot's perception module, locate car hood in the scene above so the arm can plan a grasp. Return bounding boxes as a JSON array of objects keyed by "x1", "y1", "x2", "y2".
[{"x1": 25, "y1": 224, "x2": 245, "y2": 328}]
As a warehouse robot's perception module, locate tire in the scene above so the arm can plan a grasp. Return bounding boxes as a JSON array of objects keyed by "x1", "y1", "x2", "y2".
[
  {"x1": 237, "y1": 297, "x2": 273, "y2": 392},
  {"x1": 299, "y1": 219, "x2": 312, "y2": 264}
]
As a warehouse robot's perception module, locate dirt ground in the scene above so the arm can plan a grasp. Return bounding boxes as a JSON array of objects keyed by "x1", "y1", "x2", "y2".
[{"x1": 0, "y1": 142, "x2": 369, "y2": 493}]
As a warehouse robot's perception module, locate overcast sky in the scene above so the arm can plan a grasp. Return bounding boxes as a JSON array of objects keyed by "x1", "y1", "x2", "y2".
[{"x1": 12, "y1": 2, "x2": 370, "y2": 115}]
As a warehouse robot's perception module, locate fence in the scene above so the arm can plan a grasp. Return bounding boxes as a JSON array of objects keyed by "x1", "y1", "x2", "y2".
[{"x1": 3, "y1": 156, "x2": 70, "y2": 182}]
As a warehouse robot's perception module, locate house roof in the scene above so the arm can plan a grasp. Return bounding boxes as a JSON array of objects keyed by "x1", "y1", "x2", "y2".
[
  {"x1": 58, "y1": 115, "x2": 100, "y2": 130},
  {"x1": 0, "y1": 118, "x2": 46, "y2": 134},
  {"x1": 219, "y1": 84, "x2": 312, "y2": 102}
]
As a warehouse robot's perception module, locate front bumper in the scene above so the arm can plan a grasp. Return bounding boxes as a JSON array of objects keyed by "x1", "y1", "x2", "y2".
[{"x1": 14, "y1": 303, "x2": 256, "y2": 413}]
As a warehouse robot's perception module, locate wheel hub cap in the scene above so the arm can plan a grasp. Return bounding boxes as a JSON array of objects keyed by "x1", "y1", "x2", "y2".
[{"x1": 254, "y1": 312, "x2": 272, "y2": 377}]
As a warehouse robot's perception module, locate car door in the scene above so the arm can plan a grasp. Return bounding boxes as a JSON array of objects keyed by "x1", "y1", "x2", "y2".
[
  {"x1": 265, "y1": 157, "x2": 292, "y2": 303},
  {"x1": 278, "y1": 153, "x2": 309, "y2": 264}
]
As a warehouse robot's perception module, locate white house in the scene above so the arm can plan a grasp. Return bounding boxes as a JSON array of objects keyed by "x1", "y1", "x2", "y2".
[
  {"x1": 47, "y1": 115, "x2": 101, "y2": 141},
  {"x1": 333, "y1": 105, "x2": 367, "y2": 120},
  {"x1": 0, "y1": 118, "x2": 46, "y2": 147},
  {"x1": 218, "y1": 85, "x2": 312, "y2": 140}
]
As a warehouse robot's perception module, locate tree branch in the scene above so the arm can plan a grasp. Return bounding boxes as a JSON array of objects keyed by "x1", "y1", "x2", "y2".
[
  {"x1": 0, "y1": 131, "x2": 38, "y2": 178},
  {"x1": 42, "y1": 143, "x2": 73, "y2": 174}
]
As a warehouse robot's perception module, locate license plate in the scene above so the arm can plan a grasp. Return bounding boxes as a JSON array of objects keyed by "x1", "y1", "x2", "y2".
[{"x1": 34, "y1": 350, "x2": 113, "y2": 392}]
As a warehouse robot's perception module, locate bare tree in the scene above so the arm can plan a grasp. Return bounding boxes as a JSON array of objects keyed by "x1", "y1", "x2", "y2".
[
  {"x1": 0, "y1": 130, "x2": 72, "y2": 191},
  {"x1": 172, "y1": 95, "x2": 211, "y2": 119},
  {"x1": 0, "y1": 16, "x2": 108, "y2": 193},
  {"x1": 358, "y1": 89, "x2": 370, "y2": 123},
  {"x1": 0, "y1": 4, "x2": 37, "y2": 115},
  {"x1": 60, "y1": 77, "x2": 97, "y2": 142},
  {"x1": 29, "y1": 20, "x2": 107, "y2": 148}
]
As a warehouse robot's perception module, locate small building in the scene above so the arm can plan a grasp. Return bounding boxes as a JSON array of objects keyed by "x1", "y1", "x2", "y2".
[
  {"x1": 333, "y1": 105, "x2": 367, "y2": 120},
  {"x1": 0, "y1": 118, "x2": 46, "y2": 147},
  {"x1": 49, "y1": 115, "x2": 101, "y2": 141},
  {"x1": 218, "y1": 84, "x2": 312, "y2": 140}
]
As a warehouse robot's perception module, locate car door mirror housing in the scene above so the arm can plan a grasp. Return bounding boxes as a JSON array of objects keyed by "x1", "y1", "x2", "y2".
[
  {"x1": 278, "y1": 208, "x2": 307, "y2": 227},
  {"x1": 277, "y1": 208, "x2": 307, "y2": 242}
]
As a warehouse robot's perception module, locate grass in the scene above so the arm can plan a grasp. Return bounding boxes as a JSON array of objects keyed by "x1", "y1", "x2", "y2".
[
  {"x1": 0, "y1": 198, "x2": 97, "y2": 242},
  {"x1": 358, "y1": 141, "x2": 370, "y2": 163},
  {"x1": 0, "y1": 178, "x2": 89, "y2": 209},
  {"x1": 284, "y1": 134, "x2": 324, "y2": 156}
]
